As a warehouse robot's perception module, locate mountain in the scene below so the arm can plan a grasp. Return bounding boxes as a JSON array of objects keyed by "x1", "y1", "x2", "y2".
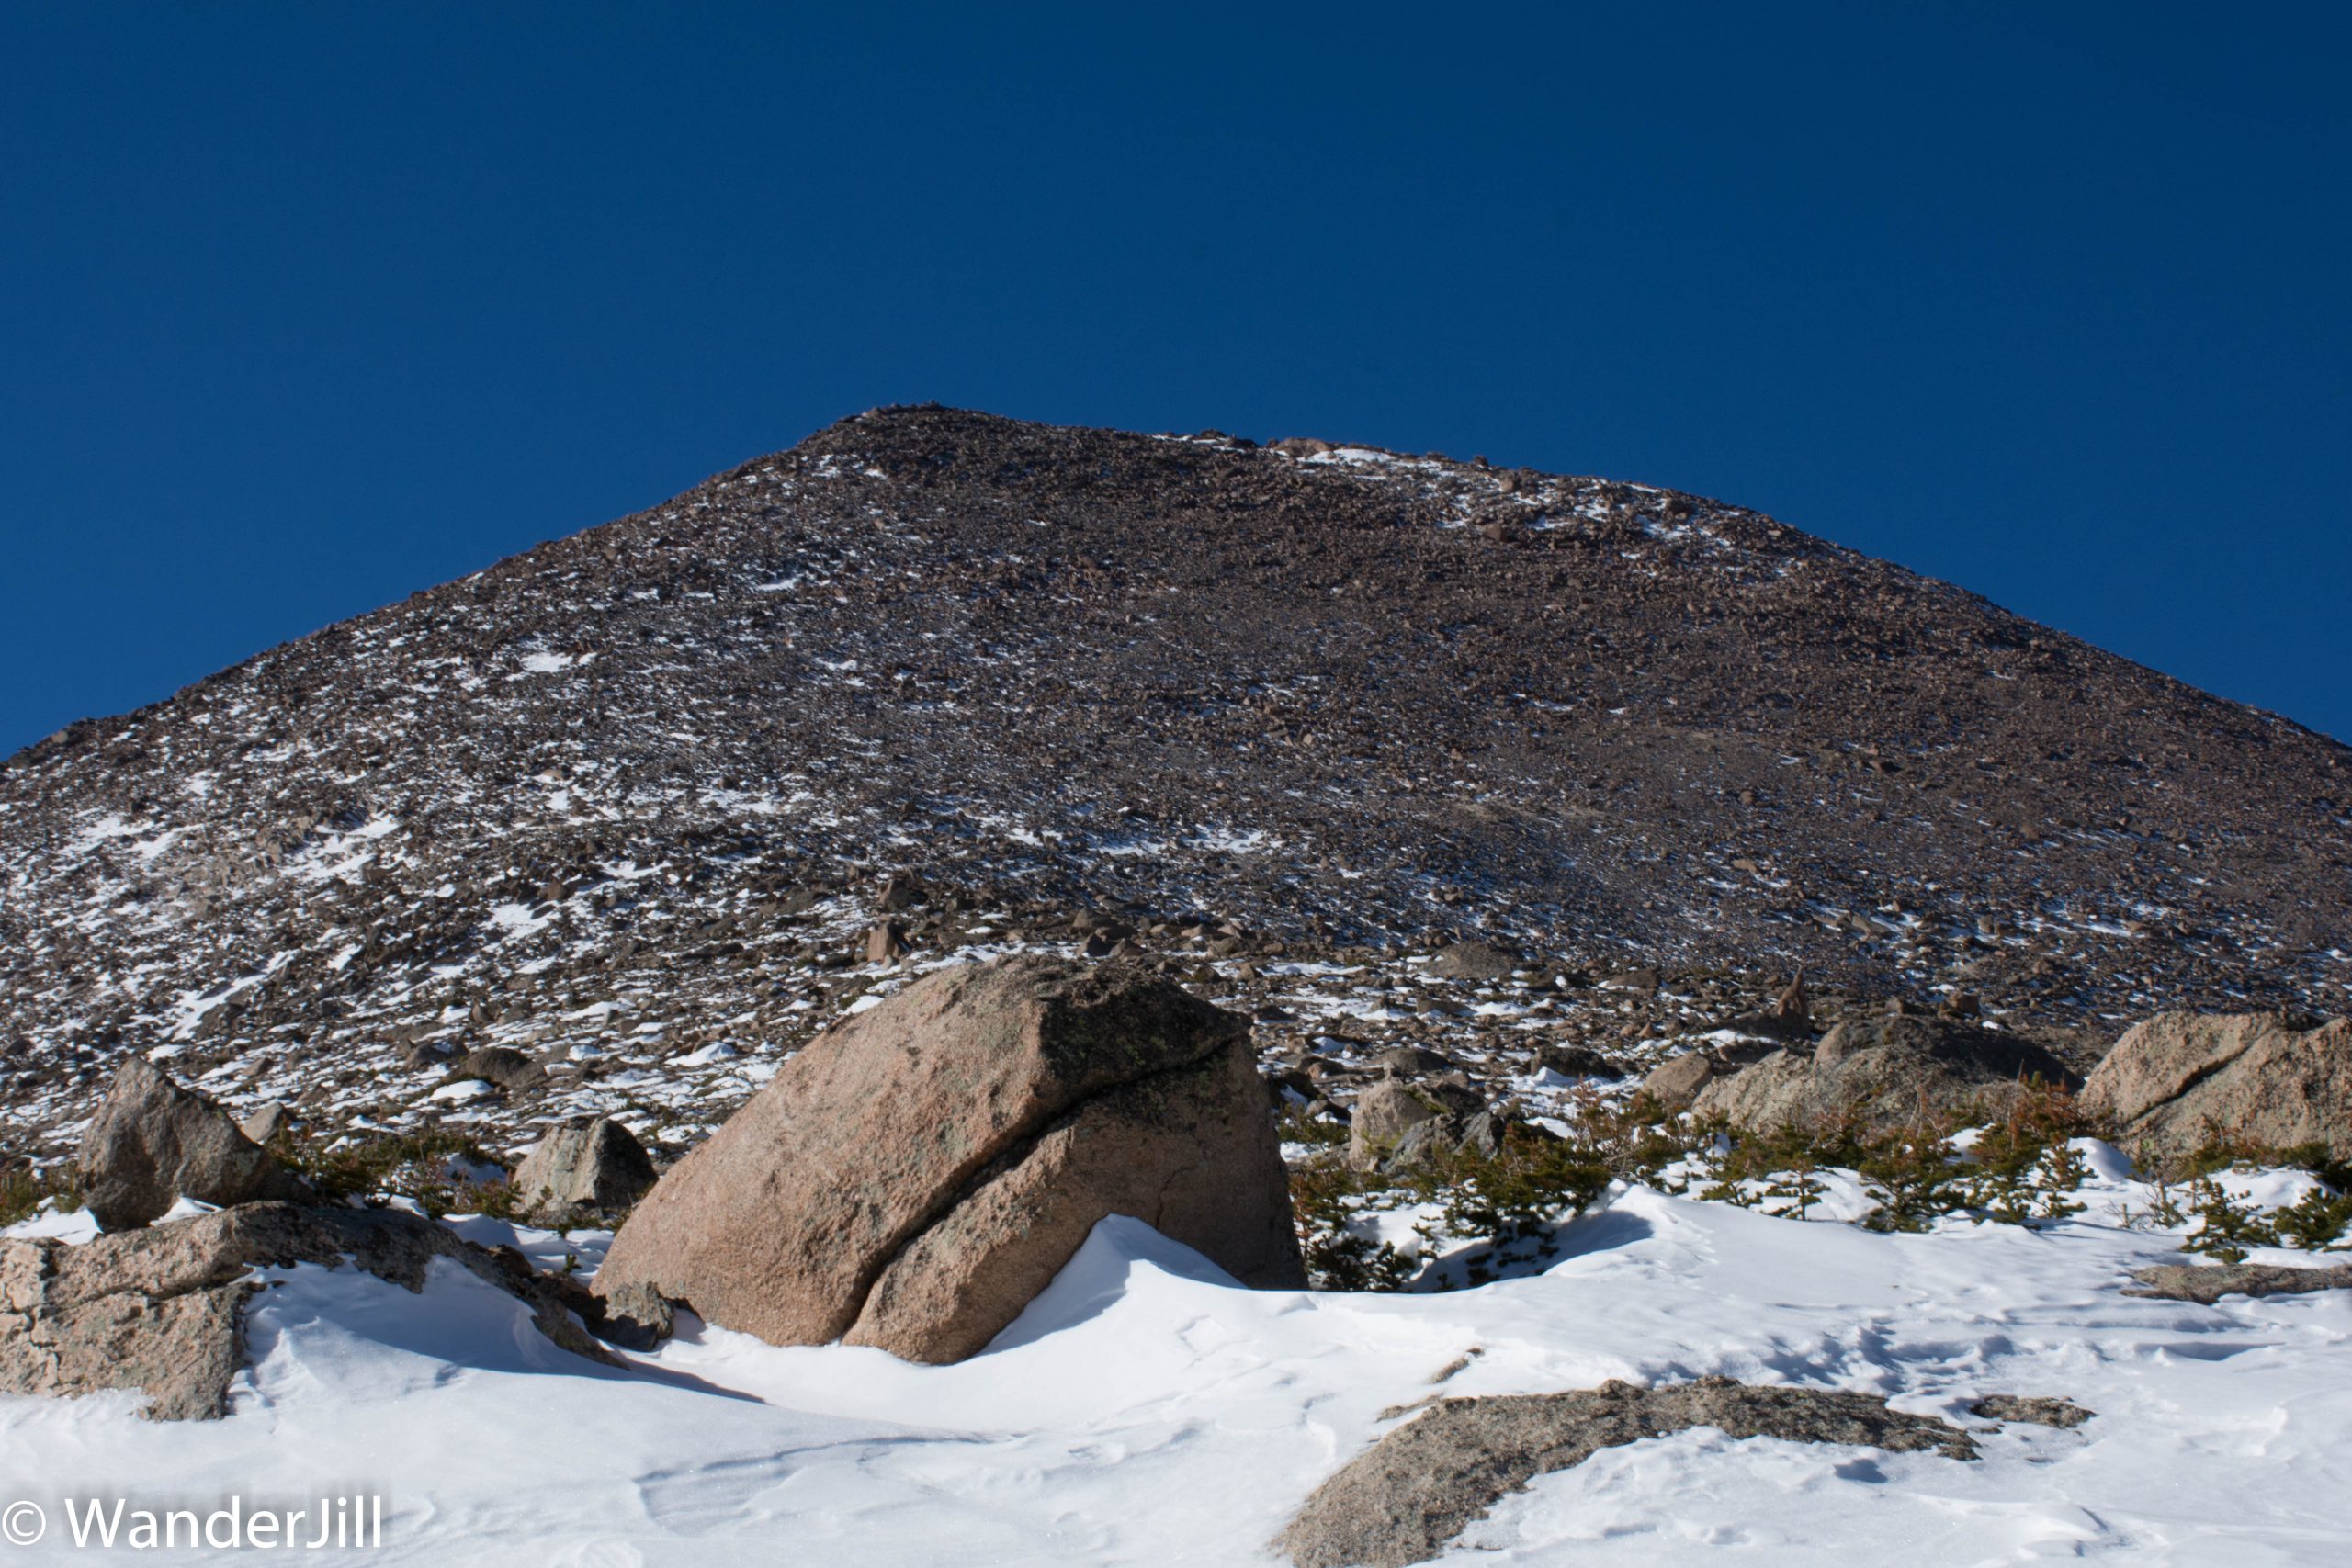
[{"x1": 2, "y1": 405, "x2": 2346, "y2": 1161}]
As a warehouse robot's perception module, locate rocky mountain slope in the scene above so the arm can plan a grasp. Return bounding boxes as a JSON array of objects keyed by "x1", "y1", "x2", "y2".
[{"x1": 3, "y1": 406, "x2": 2346, "y2": 1163}]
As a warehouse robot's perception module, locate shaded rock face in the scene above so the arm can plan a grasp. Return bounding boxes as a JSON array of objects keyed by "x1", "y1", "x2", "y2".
[
  {"x1": 593, "y1": 955, "x2": 1304, "y2": 1361},
  {"x1": 0, "y1": 1202, "x2": 609, "y2": 1420},
  {"x1": 1688, "y1": 1015, "x2": 2081, "y2": 1134},
  {"x1": 509, "y1": 1117, "x2": 657, "y2": 1218},
  {"x1": 77, "y1": 1059, "x2": 308, "y2": 1230},
  {"x1": 1280, "y1": 1377, "x2": 1977, "y2": 1568},
  {"x1": 2082, "y1": 1013, "x2": 2352, "y2": 1163}
]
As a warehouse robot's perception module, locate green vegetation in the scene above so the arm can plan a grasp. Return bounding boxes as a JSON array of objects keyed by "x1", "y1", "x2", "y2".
[
  {"x1": 282, "y1": 1129, "x2": 520, "y2": 1220},
  {"x1": 0, "y1": 1163, "x2": 79, "y2": 1229},
  {"x1": 1289, "y1": 1077, "x2": 2352, "y2": 1292}
]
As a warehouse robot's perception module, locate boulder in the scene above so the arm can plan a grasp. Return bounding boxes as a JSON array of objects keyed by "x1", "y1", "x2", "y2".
[
  {"x1": 593, "y1": 956, "x2": 1303, "y2": 1361},
  {"x1": 1347, "y1": 1079, "x2": 1487, "y2": 1170},
  {"x1": 1430, "y1": 942, "x2": 1519, "y2": 982},
  {"x1": 237, "y1": 1102, "x2": 289, "y2": 1145},
  {"x1": 1371, "y1": 1044, "x2": 1453, "y2": 1078},
  {"x1": 1638, "y1": 1039, "x2": 1780, "y2": 1111},
  {"x1": 1281, "y1": 1377, "x2": 1976, "y2": 1568},
  {"x1": 1689, "y1": 1015, "x2": 2080, "y2": 1134},
  {"x1": 0, "y1": 1201, "x2": 610, "y2": 1420},
  {"x1": 2080, "y1": 1013, "x2": 2352, "y2": 1163},
  {"x1": 452, "y1": 1045, "x2": 542, "y2": 1092},
  {"x1": 1534, "y1": 1043, "x2": 1625, "y2": 1079},
  {"x1": 509, "y1": 1117, "x2": 658, "y2": 1219},
  {"x1": 78, "y1": 1059, "x2": 309, "y2": 1230}
]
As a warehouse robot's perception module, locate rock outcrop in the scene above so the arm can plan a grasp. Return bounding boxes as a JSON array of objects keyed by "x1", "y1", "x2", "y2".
[
  {"x1": 593, "y1": 955, "x2": 1304, "y2": 1362},
  {"x1": 77, "y1": 1059, "x2": 310, "y2": 1230},
  {"x1": 0, "y1": 1201, "x2": 609, "y2": 1420},
  {"x1": 2124, "y1": 1260, "x2": 2352, "y2": 1305},
  {"x1": 2081, "y1": 1013, "x2": 2352, "y2": 1163},
  {"x1": 1687, "y1": 1015, "x2": 2081, "y2": 1134},
  {"x1": 509, "y1": 1116, "x2": 657, "y2": 1219},
  {"x1": 1280, "y1": 1377, "x2": 1977, "y2": 1568}
]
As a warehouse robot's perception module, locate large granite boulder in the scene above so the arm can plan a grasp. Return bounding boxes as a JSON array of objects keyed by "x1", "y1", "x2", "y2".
[
  {"x1": 1689, "y1": 1015, "x2": 2079, "y2": 1134},
  {"x1": 77, "y1": 1058, "x2": 310, "y2": 1229},
  {"x1": 0, "y1": 1201, "x2": 609, "y2": 1420},
  {"x1": 593, "y1": 955, "x2": 1305, "y2": 1362},
  {"x1": 510, "y1": 1117, "x2": 658, "y2": 1220},
  {"x1": 2082, "y1": 1012, "x2": 2352, "y2": 1163}
]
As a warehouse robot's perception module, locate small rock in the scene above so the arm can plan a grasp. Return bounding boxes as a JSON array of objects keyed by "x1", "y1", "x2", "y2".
[
  {"x1": 593, "y1": 1280, "x2": 676, "y2": 1351},
  {"x1": 1970, "y1": 1394, "x2": 2093, "y2": 1428},
  {"x1": 237, "y1": 1102, "x2": 290, "y2": 1145},
  {"x1": 865, "y1": 921, "x2": 911, "y2": 965},
  {"x1": 452, "y1": 1046, "x2": 541, "y2": 1092}
]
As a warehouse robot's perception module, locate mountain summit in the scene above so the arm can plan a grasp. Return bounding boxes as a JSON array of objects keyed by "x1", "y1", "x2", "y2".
[{"x1": 2, "y1": 406, "x2": 2345, "y2": 1156}]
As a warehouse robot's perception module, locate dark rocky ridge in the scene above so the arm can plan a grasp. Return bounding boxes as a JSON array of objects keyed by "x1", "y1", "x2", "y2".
[{"x1": 1, "y1": 406, "x2": 2346, "y2": 1159}]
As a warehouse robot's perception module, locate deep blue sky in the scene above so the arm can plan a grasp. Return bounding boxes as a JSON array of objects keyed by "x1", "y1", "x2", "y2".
[{"x1": 3, "y1": 4, "x2": 2346, "y2": 755}]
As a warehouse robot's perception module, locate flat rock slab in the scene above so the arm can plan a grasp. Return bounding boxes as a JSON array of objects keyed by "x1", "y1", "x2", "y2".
[
  {"x1": 1971, "y1": 1393, "x2": 2094, "y2": 1428},
  {"x1": 1281, "y1": 1377, "x2": 1976, "y2": 1568},
  {"x1": 2126, "y1": 1261, "x2": 2352, "y2": 1305},
  {"x1": 0, "y1": 1202, "x2": 610, "y2": 1420}
]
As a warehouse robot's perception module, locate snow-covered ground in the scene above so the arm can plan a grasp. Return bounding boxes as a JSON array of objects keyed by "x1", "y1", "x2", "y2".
[{"x1": 6, "y1": 1155, "x2": 2351, "y2": 1566}]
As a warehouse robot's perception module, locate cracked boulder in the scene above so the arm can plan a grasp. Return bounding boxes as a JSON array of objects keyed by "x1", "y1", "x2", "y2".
[
  {"x1": 2082, "y1": 1012, "x2": 2352, "y2": 1163},
  {"x1": 0, "y1": 1201, "x2": 611, "y2": 1420},
  {"x1": 77, "y1": 1057, "x2": 311, "y2": 1230},
  {"x1": 593, "y1": 954, "x2": 1305, "y2": 1362},
  {"x1": 1281, "y1": 1377, "x2": 1977, "y2": 1568}
]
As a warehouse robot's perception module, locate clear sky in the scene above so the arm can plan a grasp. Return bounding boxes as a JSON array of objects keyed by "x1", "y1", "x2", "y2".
[{"x1": 3, "y1": 3, "x2": 2346, "y2": 755}]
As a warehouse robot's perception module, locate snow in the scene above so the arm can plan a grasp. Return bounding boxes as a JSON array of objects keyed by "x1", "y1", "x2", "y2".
[{"x1": 6, "y1": 1191, "x2": 2352, "y2": 1563}]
